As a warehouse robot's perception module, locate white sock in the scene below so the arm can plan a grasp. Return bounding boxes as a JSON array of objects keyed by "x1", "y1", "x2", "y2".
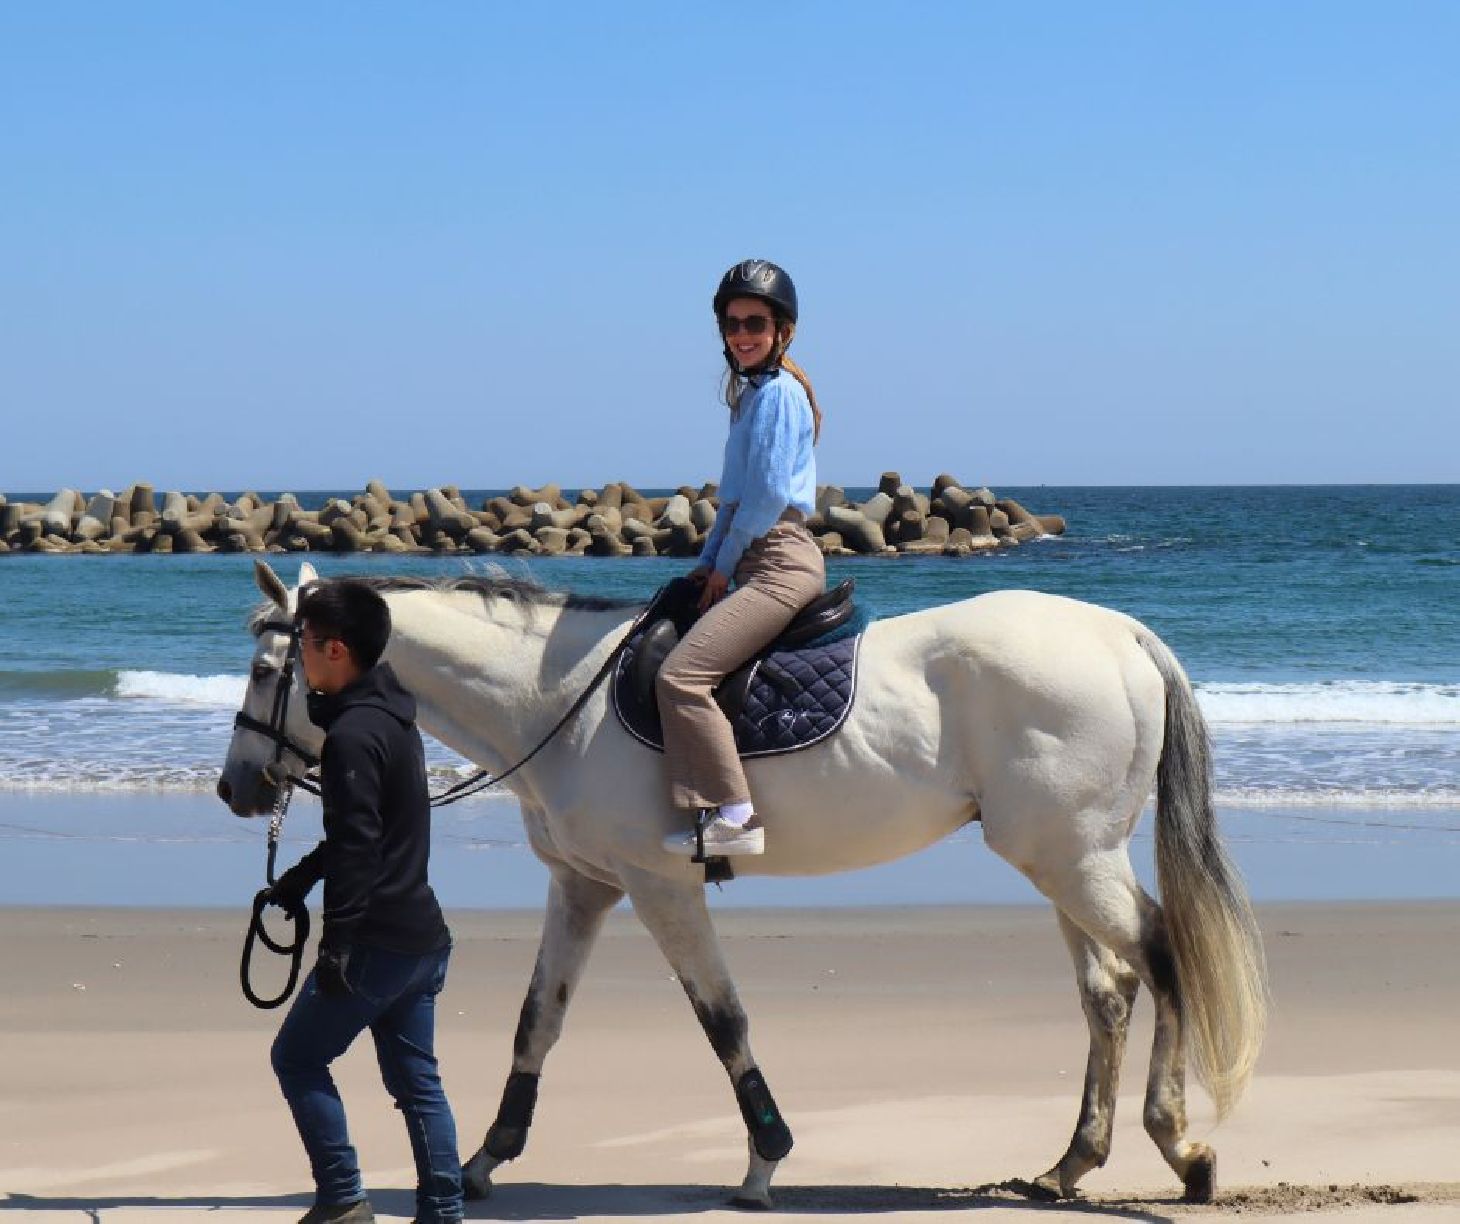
[{"x1": 716, "y1": 800, "x2": 755, "y2": 828}]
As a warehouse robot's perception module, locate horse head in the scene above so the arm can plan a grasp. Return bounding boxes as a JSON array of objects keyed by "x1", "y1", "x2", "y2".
[{"x1": 217, "y1": 559, "x2": 326, "y2": 817}]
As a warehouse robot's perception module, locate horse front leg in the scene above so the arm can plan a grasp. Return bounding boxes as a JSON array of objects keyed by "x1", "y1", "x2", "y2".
[
  {"x1": 622, "y1": 869, "x2": 792, "y2": 1210},
  {"x1": 1031, "y1": 911, "x2": 1140, "y2": 1199},
  {"x1": 462, "y1": 867, "x2": 623, "y2": 1199}
]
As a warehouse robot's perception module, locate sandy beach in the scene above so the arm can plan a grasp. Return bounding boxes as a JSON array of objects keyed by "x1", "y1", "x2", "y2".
[{"x1": 1, "y1": 902, "x2": 1457, "y2": 1222}]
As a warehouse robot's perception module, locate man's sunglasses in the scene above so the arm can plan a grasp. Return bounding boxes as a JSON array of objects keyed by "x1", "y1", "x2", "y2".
[{"x1": 720, "y1": 314, "x2": 776, "y2": 337}]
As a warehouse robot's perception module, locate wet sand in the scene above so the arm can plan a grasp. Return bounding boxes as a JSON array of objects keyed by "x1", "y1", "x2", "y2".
[
  {"x1": 4, "y1": 790, "x2": 1459, "y2": 911},
  {"x1": 1, "y1": 902, "x2": 1458, "y2": 1221}
]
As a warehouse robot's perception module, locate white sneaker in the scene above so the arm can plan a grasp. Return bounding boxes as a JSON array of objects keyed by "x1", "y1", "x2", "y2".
[{"x1": 663, "y1": 811, "x2": 765, "y2": 857}]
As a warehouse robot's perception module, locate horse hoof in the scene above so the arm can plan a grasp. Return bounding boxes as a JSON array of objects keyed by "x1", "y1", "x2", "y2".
[
  {"x1": 729, "y1": 1193, "x2": 773, "y2": 1211},
  {"x1": 1009, "y1": 1175, "x2": 1063, "y2": 1203},
  {"x1": 1183, "y1": 1152, "x2": 1216, "y2": 1203},
  {"x1": 461, "y1": 1153, "x2": 495, "y2": 1201}
]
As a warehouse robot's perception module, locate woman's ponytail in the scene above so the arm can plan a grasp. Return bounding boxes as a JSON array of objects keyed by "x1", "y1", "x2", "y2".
[{"x1": 779, "y1": 351, "x2": 822, "y2": 444}]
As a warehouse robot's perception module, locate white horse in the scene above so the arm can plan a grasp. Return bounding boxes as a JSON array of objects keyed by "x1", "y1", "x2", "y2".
[{"x1": 220, "y1": 560, "x2": 1267, "y2": 1208}]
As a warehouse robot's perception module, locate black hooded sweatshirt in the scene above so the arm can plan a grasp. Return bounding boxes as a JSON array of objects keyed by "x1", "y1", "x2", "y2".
[{"x1": 292, "y1": 662, "x2": 449, "y2": 955}]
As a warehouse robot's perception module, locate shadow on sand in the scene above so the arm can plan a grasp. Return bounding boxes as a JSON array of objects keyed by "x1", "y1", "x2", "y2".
[{"x1": 2, "y1": 1181, "x2": 1179, "y2": 1221}]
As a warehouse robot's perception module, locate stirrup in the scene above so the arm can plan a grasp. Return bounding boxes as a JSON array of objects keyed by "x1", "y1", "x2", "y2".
[
  {"x1": 691, "y1": 808, "x2": 711, "y2": 863},
  {"x1": 691, "y1": 810, "x2": 737, "y2": 883}
]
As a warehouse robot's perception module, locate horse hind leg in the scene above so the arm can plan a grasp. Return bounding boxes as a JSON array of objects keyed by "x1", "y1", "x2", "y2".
[
  {"x1": 621, "y1": 867, "x2": 791, "y2": 1210},
  {"x1": 1138, "y1": 892, "x2": 1217, "y2": 1201},
  {"x1": 1026, "y1": 852, "x2": 1215, "y2": 1201},
  {"x1": 1030, "y1": 911, "x2": 1140, "y2": 1200},
  {"x1": 462, "y1": 867, "x2": 624, "y2": 1199}
]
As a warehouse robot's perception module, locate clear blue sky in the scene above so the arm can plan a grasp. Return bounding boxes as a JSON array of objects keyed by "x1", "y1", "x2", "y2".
[{"x1": 3, "y1": 3, "x2": 1456, "y2": 492}]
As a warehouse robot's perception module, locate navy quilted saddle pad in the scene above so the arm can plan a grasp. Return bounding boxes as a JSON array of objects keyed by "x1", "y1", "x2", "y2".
[{"x1": 612, "y1": 578, "x2": 864, "y2": 758}]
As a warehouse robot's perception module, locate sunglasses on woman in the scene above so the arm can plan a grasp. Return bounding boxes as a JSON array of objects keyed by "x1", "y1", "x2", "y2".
[{"x1": 720, "y1": 314, "x2": 775, "y2": 337}]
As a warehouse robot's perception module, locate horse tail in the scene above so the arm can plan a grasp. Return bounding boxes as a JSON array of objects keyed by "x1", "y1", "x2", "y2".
[{"x1": 1139, "y1": 630, "x2": 1268, "y2": 1118}]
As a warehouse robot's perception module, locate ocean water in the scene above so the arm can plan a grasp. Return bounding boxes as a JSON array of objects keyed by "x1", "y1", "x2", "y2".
[{"x1": 1, "y1": 484, "x2": 1457, "y2": 904}]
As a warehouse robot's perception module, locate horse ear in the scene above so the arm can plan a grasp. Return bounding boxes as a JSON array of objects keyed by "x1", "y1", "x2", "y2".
[
  {"x1": 254, "y1": 559, "x2": 289, "y2": 610},
  {"x1": 298, "y1": 561, "x2": 319, "y2": 588}
]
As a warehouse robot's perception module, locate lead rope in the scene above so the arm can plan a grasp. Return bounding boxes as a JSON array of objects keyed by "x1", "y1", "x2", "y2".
[
  {"x1": 425, "y1": 582, "x2": 675, "y2": 808},
  {"x1": 240, "y1": 772, "x2": 311, "y2": 1009},
  {"x1": 237, "y1": 618, "x2": 316, "y2": 1010}
]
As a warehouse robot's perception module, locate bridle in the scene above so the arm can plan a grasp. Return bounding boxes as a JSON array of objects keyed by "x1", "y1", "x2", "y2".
[{"x1": 234, "y1": 616, "x2": 321, "y2": 799}]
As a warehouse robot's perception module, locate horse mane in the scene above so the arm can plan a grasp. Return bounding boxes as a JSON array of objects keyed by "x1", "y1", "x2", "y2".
[
  {"x1": 343, "y1": 572, "x2": 642, "y2": 614},
  {"x1": 245, "y1": 570, "x2": 640, "y2": 635}
]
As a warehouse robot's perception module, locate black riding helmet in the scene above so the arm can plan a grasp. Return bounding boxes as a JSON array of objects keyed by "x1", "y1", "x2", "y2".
[{"x1": 713, "y1": 259, "x2": 798, "y2": 324}]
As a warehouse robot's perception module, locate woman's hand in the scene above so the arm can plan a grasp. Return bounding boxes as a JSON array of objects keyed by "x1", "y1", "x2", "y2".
[{"x1": 697, "y1": 569, "x2": 730, "y2": 612}]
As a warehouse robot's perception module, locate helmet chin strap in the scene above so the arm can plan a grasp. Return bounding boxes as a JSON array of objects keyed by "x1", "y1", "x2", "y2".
[{"x1": 724, "y1": 344, "x2": 782, "y2": 379}]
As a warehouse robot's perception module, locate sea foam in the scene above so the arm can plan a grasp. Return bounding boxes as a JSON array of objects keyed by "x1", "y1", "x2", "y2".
[
  {"x1": 114, "y1": 670, "x2": 246, "y2": 707},
  {"x1": 107, "y1": 671, "x2": 1460, "y2": 725},
  {"x1": 1197, "y1": 680, "x2": 1460, "y2": 726}
]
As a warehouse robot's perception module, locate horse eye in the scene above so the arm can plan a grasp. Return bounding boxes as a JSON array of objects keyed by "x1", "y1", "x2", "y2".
[{"x1": 251, "y1": 663, "x2": 275, "y2": 683}]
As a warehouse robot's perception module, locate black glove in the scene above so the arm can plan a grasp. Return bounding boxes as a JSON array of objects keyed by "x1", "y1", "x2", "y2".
[
  {"x1": 315, "y1": 946, "x2": 352, "y2": 997},
  {"x1": 267, "y1": 861, "x2": 317, "y2": 910}
]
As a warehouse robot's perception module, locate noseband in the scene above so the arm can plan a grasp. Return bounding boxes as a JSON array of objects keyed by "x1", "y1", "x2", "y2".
[{"x1": 235, "y1": 617, "x2": 321, "y2": 793}]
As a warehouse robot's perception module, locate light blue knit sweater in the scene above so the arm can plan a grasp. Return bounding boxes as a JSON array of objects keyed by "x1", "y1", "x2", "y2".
[{"x1": 697, "y1": 369, "x2": 817, "y2": 579}]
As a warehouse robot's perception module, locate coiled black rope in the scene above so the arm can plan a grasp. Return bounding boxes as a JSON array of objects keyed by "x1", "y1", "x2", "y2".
[
  {"x1": 240, "y1": 784, "x2": 310, "y2": 1009},
  {"x1": 241, "y1": 887, "x2": 310, "y2": 1009}
]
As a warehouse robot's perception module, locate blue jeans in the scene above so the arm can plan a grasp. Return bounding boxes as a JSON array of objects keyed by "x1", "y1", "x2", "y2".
[{"x1": 271, "y1": 942, "x2": 462, "y2": 1222}]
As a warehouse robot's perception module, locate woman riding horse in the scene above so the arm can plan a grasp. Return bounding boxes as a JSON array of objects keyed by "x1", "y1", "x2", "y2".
[{"x1": 658, "y1": 258, "x2": 827, "y2": 858}]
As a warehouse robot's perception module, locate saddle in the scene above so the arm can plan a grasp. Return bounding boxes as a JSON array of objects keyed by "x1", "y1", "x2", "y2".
[{"x1": 612, "y1": 577, "x2": 864, "y2": 757}]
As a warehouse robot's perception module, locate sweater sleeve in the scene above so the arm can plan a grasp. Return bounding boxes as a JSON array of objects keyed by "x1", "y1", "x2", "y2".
[
  {"x1": 317, "y1": 720, "x2": 387, "y2": 952},
  {"x1": 697, "y1": 501, "x2": 735, "y2": 570},
  {"x1": 712, "y1": 381, "x2": 803, "y2": 579},
  {"x1": 697, "y1": 426, "x2": 738, "y2": 570}
]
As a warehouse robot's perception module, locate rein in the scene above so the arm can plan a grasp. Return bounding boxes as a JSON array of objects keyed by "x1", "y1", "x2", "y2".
[{"x1": 423, "y1": 584, "x2": 670, "y2": 807}]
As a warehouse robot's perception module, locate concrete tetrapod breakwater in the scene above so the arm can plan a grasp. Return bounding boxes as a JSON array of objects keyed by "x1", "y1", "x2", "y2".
[{"x1": 0, "y1": 474, "x2": 1065, "y2": 558}]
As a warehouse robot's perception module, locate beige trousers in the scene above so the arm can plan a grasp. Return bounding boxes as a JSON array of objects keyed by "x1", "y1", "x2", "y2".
[{"x1": 656, "y1": 521, "x2": 826, "y2": 811}]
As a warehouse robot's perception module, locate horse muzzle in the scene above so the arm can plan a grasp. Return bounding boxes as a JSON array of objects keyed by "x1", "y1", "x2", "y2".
[{"x1": 216, "y1": 767, "x2": 285, "y2": 818}]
